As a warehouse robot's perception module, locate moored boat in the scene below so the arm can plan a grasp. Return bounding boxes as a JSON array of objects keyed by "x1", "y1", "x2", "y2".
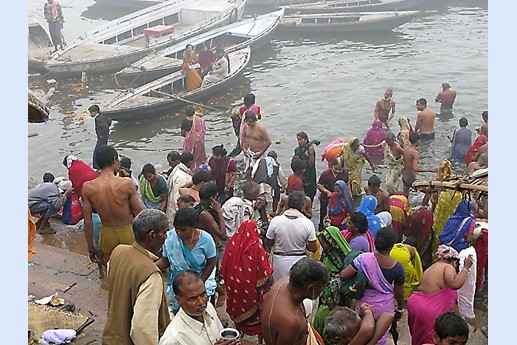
[
  {"x1": 284, "y1": 0, "x2": 430, "y2": 15},
  {"x1": 279, "y1": 10, "x2": 420, "y2": 33},
  {"x1": 102, "y1": 46, "x2": 251, "y2": 120},
  {"x1": 114, "y1": 8, "x2": 284, "y2": 88},
  {"x1": 42, "y1": 0, "x2": 246, "y2": 78},
  {"x1": 29, "y1": 11, "x2": 53, "y2": 73}
]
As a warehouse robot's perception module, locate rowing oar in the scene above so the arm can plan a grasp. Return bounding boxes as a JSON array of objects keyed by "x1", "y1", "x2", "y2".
[{"x1": 151, "y1": 89, "x2": 225, "y2": 112}]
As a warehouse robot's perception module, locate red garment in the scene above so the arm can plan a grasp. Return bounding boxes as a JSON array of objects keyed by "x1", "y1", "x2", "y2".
[
  {"x1": 220, "y1": 220, "x2": 273, "y2": 336},
  {"x1": 327, "y1": 192, "x2": 349, "y2": 228},
  {"x1": 239, "y1": 104, "x2": 261, "y2": 118},
  {"x1": 287, "y1": 174, "x2": 304, "y2": 194},
  {"x1": 208, "y1": 156, "x2": 237, "y2": 195},
  {"x1": 68, "y1": 160, "x2": 98, "y2": 197},
  {"x1": 407, "y1": 207, "x2": 434, "y2": 267},
  {"x1": 465, "y1": 134, "x2": 487, "y2": 165},
  {"x1": 473, "y1": 228, "x2": 488, "y2": 291},
  {"x1": 198, "y1": 50, "x2": 215, "y2": 70}
]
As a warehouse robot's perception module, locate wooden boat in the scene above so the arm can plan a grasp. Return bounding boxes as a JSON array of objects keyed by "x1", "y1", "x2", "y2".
[
  {"x1": 284, "y1": 0, "x2": 430, "y2": 14},
  {"x1": 247, "y1": 0, "x2": 315, "y2": 6},
  {"x1": 279, "y1": 11, "x2": 420, "y2": 33},
  {"x1": 28, "y1": 92, "x2": 50, "y2": 123},
  {"x1": 29, "y1": 12, "x2": 53, "y2": 72},
  {"x1": 114, "y1": 8, "x2": 284, "y2": 87},
  {"x1": 42, "y1": 0, "x2": 247, "y2": 78},
  {"x1": 102, "y1": 46, "x2": 251, "y2": 120}
]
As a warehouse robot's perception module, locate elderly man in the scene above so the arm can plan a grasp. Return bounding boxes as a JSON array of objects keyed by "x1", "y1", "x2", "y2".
[
  {"x1": 374, "y1": 89, "x2": 396, "y2": 129},
  {"x1": 261, "y1": 257, "x2": 330, "y2": 345},
  {"x1": 159, "y1": 271, "x2": 241, "y2": 345},
  {"x1": 102, "y1": 209, "x2": 171, "y2": 345},
  {"x1": 265, "y1": 191, "x2": 317, "y2": 282},
  {"x1": 324, "y1": 305, "x2": 394, "y2": 345},
  {"x1": 435, "y1": 82, "x2": 457, "y2": 112}
]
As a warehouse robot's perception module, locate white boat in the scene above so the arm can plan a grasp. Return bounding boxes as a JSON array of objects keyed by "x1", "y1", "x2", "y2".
[
  {"x1": 103, "y1": 46, "x2": 251, "y2": 120},
  {"x1": 114, "y1": 8, "x2": 284, "y2": 87},
  {"x1": 279, "y1": 10, "x2": 420, "y2": 33},
  {"x1": 42, "y1": 0, "x2": 247, "y2": 78},
  {"x1": 284, "y1": 0, "x2": 430, "y2": 14},
  {"x1": 29, "y1": 11, "x2": 53, "y2": 72}
]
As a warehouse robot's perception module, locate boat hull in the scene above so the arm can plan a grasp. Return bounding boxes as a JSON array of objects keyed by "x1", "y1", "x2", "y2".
[
  {"x1": 114, "y1": 10, "x2": 284, "y2": 88},
  {"x1": 279, "y1": 11, "x2": 420, "y2": 33},
  {"x1": 284, "y1": 0, "x2": 430, "y2": 14},
  {"x1": 103, "y1": 47, "x2": 251, "y2": 121}
]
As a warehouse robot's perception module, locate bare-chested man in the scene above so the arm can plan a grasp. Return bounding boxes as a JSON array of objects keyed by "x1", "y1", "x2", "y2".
[
  {"x1": 82, "y1": 145, "x2": 144, "y2": 265},
  {"x1": 374, "y1": 89, "x2": 396, "y2": 129},
  {"x1": 364, "y1": 175, "x2": 390, "y2": 213},
  {"x1": 240, "y1": 110, "x2": 272, "y2": 177},
  {"x1": 415, "y1": 98, "x2": 436, "y2": 140},
  {"x1": 402, "y1": 133, "x2": 437, "y2": 197},
  {"x1": 262, "y1": 257, "x2": 329, "y2": 345},
  {"x1": 435, "y1": 82, "x2": 457, "y2": 112},
  {"x1": 363, "y1": 132, "x2": 404, "y2": 194}
]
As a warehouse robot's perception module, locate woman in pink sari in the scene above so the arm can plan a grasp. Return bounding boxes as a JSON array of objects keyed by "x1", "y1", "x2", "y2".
[
  {"x1": 181, "y1": 105, "x2": 207, "y2": 171},
  {"x1": 340, "y1": 227, "x2": 405, "y2": 345},
  {"x1": 363, "y1": 119, "x2": 387, "y2": 156}
]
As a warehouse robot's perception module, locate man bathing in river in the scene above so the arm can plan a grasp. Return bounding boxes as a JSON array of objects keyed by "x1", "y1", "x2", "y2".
[
  {"x1": 402, "y1": 133, "x2": 437, "y2": 197},
  {"x1": 415, "y1": 98, "x2": 436, "y2": 140},
  {"x1": 241, "y1": 110, "x2": 271, "y2": 178},
  {"x1": 374, "y1": 89, "x2": 396, "y2": 129},
  {"x1": 82, "y1": 145, "x2": 144, "y2": 268},
  {"x1": 435, "y1": 82, "x2": 457, "y2": 113}
]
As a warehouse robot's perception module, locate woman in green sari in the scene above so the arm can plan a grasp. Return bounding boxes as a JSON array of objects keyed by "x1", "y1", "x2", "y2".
[
  {"x1": 138, "y1": 163, "x2": 168, "y2": 212},
  {"x1": 341, "y1": 138, "x2": 376, "y2": 197}
]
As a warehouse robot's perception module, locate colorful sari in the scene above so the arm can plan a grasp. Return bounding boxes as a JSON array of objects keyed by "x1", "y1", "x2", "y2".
[
  {"x1": 389, "y1": 193, "x2": 412, "y2": 241},
  {"x1": 432, "y1": 191, "x2": 462, "y2": 252},
  {"x1": 163, "y1": 229, "x2": 217, "y2": 313},
  {"x1": 342, "y1": 229, "x2": 375, "y2": 253},
  {"x1": 397, "y1": 116, "x2": 413, "y2": 149},
  {"x1": 182, "y1": 115, "x2": 207, "y2": 171},
  {"x1": 220, "y1": 220, "x2": 273, "y2": 336},
  {"x1": 182, "y1": 63, "x2": 202, "y2": 91},
  {"x1": 465, "y1": 134, "x2": 487, "y2": 166},
  {"x1": 341, "y1": 138, "x2": 366, "y2": 197},
  {"x1": 407, "y1": 288, "x2": 458, "y2": 345},
  {"x1": 383, "y1": 141, "x2": 404, "y2": 194},
  {"x1": 389, "y1": 243, "x2": 423, "y2": 301},
  {"x1": 363, "y1": 119, "x2": 387, "y2": 156},
  {"x1": 356, "y1": 196, "x2": 382, "y2": 236},
  {"x1": 439, "y1": 200, "x2": 475, "y2": 253},
  {"x1": 327, "y1": 180, "x2": 353, "y2": 229},
  {"x1": 353, "y1": 253, "x2": 395, "y2": 345},
  {"x1": 407, "y1": 206, "x2": 434, "y2": 267},
  {"x1": 319, "y1": 226, "x2": 352, "y2": 274},
  {"x1": 138, "y1": 174, "x2": 167, "y2": 209}
]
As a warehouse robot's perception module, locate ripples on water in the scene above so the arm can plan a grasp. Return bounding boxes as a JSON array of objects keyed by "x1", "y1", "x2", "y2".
[{"x1": 29, "y1": 1, "x2": 487, "y2": 189}]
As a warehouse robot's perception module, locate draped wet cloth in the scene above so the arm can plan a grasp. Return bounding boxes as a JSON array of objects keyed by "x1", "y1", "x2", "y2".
[
  {"x1": 397, "y1": 116, "x2": 413, "y2": 149},
  {"x1": 407, "y1": 287, "x2": 458, "y2": 345},
  {"x1": 163, "y1": 229, "x2": 216, "y2": 313},
  {"x1": 356, "y1": 196, "x2": 382, "y2": 236},
  {"x1": 363, "y1": 119, "x2": 387, "y2": 156},
  {"x1": 327, "y1": 180, "x2": 353, "y2": 229},
  {"x1": 182, "y1": 115, "x2": 207, "y2": 171},
  {"x1": 220, "y1": 220, "x2": 273, "y2": 336},
  {"x1": 353, "y1": 253, "x2": 395, "y2": 345},
  {"x1": 383, "y1": 142, "x2": 404, "y2": 194},
  {"x1": 389, "y1": 244, "x2": 423, "y2": 300},
  {"x1": 341, "y1": 138, "x2": 366, "y2": 196},
  {"x1": 465, "y1": 134, "x2": 487, "y2": 166},
  {"x1": 66, "y1": 155, "x2": 98, "y2": 198}
]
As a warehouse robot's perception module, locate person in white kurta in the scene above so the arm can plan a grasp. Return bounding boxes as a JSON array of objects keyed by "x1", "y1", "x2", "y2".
[{"x1": 201, "y1": 50, "x2": 229, "y2": 86}]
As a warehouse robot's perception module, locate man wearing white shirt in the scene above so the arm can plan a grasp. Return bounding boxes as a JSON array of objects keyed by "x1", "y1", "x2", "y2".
[
  {"x1": 159, "y1": 271, "x2": 241, "y2": 345},
  {"x1": 166, "y1": 152, "x2": 193, "y2": 223}
]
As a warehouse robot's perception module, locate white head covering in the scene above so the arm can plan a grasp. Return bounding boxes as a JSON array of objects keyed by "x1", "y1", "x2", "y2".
[
  {"x1": 378, "y1": 211, "x2": 393, "y2": 227},
  {"x1": 53, "y1": 176, "x2": 72, "y2": 193}
]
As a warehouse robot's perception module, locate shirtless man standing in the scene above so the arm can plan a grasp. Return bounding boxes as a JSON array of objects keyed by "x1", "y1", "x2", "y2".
[
  {"x1": 374, "y1": 89, "x2": 396, "y2": 129},
  {"x1": 402, "y1": 133, "x2": 437, "y2": 197},
  {"x1": 477, "y1": 110, "x2": 488, "y2": 139},
  {"x1": 364, "y1": 175, "x2": 390, "y2": 213},
  {"x1": 262, "y1": 257, "x2": 329, "y2": 345},
  {"x1": 415, "y1": 98, "x2": 436, "y2": 140},
  {"x1": 82, "y1": 145, "x2": 144, "y2": 265},
  {"x1": 435, "y1": 82, "x2": 457, "y2": 112},
  {"x1": 241, "y1": 110, "x2": 272, "y2": 178}
]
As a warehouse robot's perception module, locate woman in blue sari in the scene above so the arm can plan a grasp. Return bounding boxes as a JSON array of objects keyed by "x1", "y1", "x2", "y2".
[
  {"x1": 356, "y1": 195, "x2": 382, "y2": 236},
  {"x1": 156, "y1": 207, "x2": 217, "y2": 314}
]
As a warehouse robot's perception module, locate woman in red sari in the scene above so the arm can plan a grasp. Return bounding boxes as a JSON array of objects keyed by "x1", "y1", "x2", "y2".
[
  {"x1": 465, "y1": 134, "x2": 487, "y2": 166},
  {"x1": 220, "y1": 220, "x2": 273, "y2": 340}
]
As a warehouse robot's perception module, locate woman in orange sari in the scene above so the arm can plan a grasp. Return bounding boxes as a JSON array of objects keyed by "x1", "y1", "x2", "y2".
[
  {"x1": 220, "y1": 220, "x2": 273, "y2": 339},
  {"x1": 182, "y1": 43, "x2": 202, "y2": 91}
]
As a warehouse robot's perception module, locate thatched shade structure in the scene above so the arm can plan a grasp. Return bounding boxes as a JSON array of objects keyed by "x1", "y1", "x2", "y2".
[
  {"x1": 412, "y1": 168, "x2": 488, "y2": 200},
  {"x1": 28, "y1": 92, "x2": 49, "y2": 123}
]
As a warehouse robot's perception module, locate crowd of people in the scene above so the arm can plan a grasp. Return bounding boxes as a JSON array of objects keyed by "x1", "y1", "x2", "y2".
[{"x1": 28, "y1": 87, "x2": 488, "y2": 345}]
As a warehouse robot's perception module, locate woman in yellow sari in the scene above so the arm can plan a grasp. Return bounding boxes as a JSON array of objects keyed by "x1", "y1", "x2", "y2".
[
  {"x1": 182, "y1": 44, "x2": 202, "y2": 91},
  {"x1": 390, "y1": 240, "x2": 423, "y2": 301},
  {"x1": 341, "y1": 137, "x2": 376, "y2": 197}
]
